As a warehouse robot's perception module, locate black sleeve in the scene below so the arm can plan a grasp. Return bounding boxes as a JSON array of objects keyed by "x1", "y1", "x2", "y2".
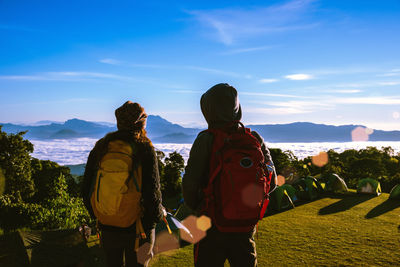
[
  {"x1": 251, "y1": 131, "x2": 278, "y2": 192},
  {"x1": 182, "y1": 131, "x2": 213, "y2": 211},
  {"x1": 141, "y1": 145, "x2": 163, "y2": 232}
]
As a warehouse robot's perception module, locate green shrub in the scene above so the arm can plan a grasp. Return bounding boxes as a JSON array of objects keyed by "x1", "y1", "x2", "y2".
[{"x1": 0, "y1": 194, "x2": 92, "y2": 231}]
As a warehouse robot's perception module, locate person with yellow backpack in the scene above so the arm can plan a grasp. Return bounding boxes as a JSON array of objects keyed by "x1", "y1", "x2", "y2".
[{"x1": 82, "y1": 101, "x2": 164, "y2": 267}]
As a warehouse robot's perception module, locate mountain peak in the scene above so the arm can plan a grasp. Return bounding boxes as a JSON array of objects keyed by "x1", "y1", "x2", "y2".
[
  {"x1": 1, "y1": 116, "x2": 399, "y2": 142},
  {"x1": 64, "y1": 118, "x2": 86, "y2": 124}
]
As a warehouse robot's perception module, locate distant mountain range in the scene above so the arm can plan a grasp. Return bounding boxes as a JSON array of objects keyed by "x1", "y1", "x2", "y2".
[{"x1": 1, "y1": 116, "x2": 400, "y2": 143}]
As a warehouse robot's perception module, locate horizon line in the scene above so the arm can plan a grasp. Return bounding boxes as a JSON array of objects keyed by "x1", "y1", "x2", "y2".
[{"x1": 1, "y1": 116, "x2": 399, "y2": 132}]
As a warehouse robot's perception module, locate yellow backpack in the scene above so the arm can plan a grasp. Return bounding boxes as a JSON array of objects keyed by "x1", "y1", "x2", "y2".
[{"x1": 90, "y1": 140, "x2": 142, "y2": 228}]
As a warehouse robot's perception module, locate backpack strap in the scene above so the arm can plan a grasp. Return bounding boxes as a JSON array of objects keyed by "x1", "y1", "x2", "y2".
[
  {"x1": 259, "y1": 171, "x2": 272, "y2": 220},
  {"x1": 135, "y1": 219, "x2": 146, "y2": 251},
  {"x1": 202, "y1": 128, "x2": 227, "y2": 188},
  {"x1": 201, "y1": 128, "x2": 226, "y2": 214},
  {"x1": 128, "y1": 143, "x2": 142, "y2": 192}
]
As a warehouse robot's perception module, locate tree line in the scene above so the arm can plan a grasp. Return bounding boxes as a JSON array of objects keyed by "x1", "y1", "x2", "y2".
[
  {"x1": 0, "y1": 127, "x2": 185, "y2": 232},
  {"x1": 269, "y1": 146, "x2": 400, "y2": 192},
  {"x1": 0, "y1": 126, "x2": 399, "y2": 232}
]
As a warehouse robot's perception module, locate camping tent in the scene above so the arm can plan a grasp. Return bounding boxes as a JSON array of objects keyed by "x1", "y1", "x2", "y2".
[
  {"x1": 324, "y1": 173, "x2": 348, "y2": 193},
  {"x1": 269, "y1": 184, "x2": 298, "y2": 211},
  {"x1": 292, "y1": 176, "x2": 323, "y2": 200},
  {"x1": 0, "y1": 229, "x2": 94, "y2": 267},
  {"x1": 281, "y1": 184, "x2": 298, "y2": 202},
  {"x1": 357, "y1": 178, "x2": 381, "y2": 196},
  {"x1": 389, "y1": 184, "x2": 400, "y2": 199}
]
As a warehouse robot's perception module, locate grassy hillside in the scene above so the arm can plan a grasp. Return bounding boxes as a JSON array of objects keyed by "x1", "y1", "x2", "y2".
[{"x1": 148, "y1": 192, "x2": 400, "y2": 266}]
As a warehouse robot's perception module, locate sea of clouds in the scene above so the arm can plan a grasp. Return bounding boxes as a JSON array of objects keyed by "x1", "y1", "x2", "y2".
[{"x1": 29, "y1": 138, "x2": 400, "y2": 166}]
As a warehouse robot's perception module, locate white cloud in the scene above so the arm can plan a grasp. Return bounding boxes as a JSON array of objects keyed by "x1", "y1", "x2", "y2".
[
  {"x1": 30, "y1": 138, "x2": 193, "y2": 165},
  {"x1": 3, "y1": 98, "x2": 107, "y2": 108},
  {"x1": 259, "y1": 78, "x2": 278, "y2": 83},
  {"x1": 303, "y1": 80, "x2": 400, "y2": 94},
  {"x1": 98, "y1": 59, "x2": 251, "y2": 78},
  {"x1": 99, "y1": 58, "x2": 122, "y2": 65},
  {"x1": 0, "y1": 75, "x2": 48, "y2": 81},
  {"x1": 332, "y1": 80, "x2": 400, "y2": 88},
  {"x1": 378, "y1": 81, "x2": 400, "y2": 86},
  {"x1": 247, "y1": 99, "x2": 333, "y2": 115},
  {"x1": 248, "y1": 107, "x2": 311, "y2": 115},
  {"x1": 334, "y1": 96, "x2": 400, "y2": 105},
  {"x1": 269, "y1": 100, "x2": 333, "y2": 109},
  {"x1": 50, "y1": 71, "x2": 124, "y2": 79},
  {"x1": 29, "y1": 137, "x2": 400, "y2": 165},
  {"x1": 246, "y1": 95, "x2": 400, "y2": 117},
  {"x1": 379, "y1": 69, "x2": 400, "y2": 77},
  {"x1": 170, "y1": 90, "x2": 202, "y2": 94},
  {"x1": 284, "y1": 73, "x2": 313, "y2": 80},
  {"x1": 183, "y1": 65, "x2": 250, "y2": 78},
  {"x1": 223, "y1": 45, "x2": 274, "y2": 55},
  {"x1": 0, "y1": 72, "x2": 127, "y2": 81},
  {"x1": 0, "y1": 71, "x2": 185, "y2": 89},
  {"x1": 30, "y1": 138, "x2": 97, "y2": 165},
  {"x1": 296, "y1": 66, "x2": 380, "y2": 76},
  {"x1": 327, "y1": 89, "x2": 362, "y2": 94},
  {"x1": 188, "y1": 0, "x2": 318, "y2": 45},
  {"x1": 242, "y1": 92, "x2": 308, "y2": 98}
]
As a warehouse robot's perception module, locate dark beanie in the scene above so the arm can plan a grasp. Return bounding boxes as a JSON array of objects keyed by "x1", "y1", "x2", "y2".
[{"x1": 115, "y1": 101, "x2": 147, "y2": 131}]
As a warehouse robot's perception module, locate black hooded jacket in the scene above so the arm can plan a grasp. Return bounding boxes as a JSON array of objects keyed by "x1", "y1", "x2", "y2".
[{"x1": 182, "y1": 83, "x2": 277, "y2": 212}]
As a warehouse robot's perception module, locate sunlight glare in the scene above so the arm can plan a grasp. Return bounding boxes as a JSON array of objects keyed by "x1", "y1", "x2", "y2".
[
  {"x1": 351, "y1": 126, "x2": 370, "y2": 141},
  {"x1": 312, "y1": 151, "x2": 329, "y2": 167},
  {"x1": 277, "y1": 175, "x2": 286, "y2": 186}
]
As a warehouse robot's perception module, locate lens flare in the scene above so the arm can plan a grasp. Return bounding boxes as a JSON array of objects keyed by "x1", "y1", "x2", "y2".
[
  {"x1": 365, "y1": 128, "x2": 374, "y2": 135},
  {"x1": 137, "y1": 242, "x2": 152, "y2": 265},
  {"x1": 196, "y1": 215, "x2": 212, "y2": 232},
  {"x1": 312, "y1": 151, "x2": 329, "y2": 167},
  {"x1": 241, "y1": 184, "x2": 264, "y2": 207},
  {"x1": 277, "y1": 175, "x2": 286, "y2": 186},
  {"x1": 351, "y1": 126, "x2": 370, "y2": 142},
  {"x1": 393, "y1": 111, "x2": 400, "y2": 119},
  {"x1": 153, "y1": 231, "x2": 179, "y2": 254},
  {"x1": 181, "y1": 215, "x2": 207, "y2": 244}
]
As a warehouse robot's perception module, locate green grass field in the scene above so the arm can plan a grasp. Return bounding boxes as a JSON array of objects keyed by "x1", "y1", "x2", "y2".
[
  {"x1": 86, "y1": 192, "x2": 400, "y2": 266},
  {"x1": 3, "y1": 193, "x2": 398, "y2": 266}
]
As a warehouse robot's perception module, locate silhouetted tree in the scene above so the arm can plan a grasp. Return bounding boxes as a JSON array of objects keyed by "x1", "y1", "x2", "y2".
[
  {"x1": 160, "y1": 151, "x2": 184, "y2": 209},
  {"x1": 0, "y1": 126, "x2": 35, "y2": 199}
]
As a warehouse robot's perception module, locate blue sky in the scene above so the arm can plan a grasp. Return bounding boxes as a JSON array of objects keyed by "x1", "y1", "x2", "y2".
[{"x1": 1, "y1": 0, "x2": 400, "y2": 130}]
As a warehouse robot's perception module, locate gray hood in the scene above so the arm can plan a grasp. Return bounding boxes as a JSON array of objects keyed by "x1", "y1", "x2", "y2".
[{"x1": 200, "y1": 83, "x2": 242, "y2": 128}]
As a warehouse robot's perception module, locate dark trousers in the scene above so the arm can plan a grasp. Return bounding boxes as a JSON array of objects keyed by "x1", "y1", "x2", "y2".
[
  {"x1": 194, "y1": 226, "x2": 257, "y2": 267},
  {"x1": 101, "y1": 229, "x2": 155, "y2": 267}
]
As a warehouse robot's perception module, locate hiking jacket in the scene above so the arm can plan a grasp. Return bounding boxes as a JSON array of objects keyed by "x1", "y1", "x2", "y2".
[
  {"x1": 182, "y1": 83, "x2": 277, "y2": 213},
  {"x1": 82, "y1": 130, "x2": 163, "y2": 232}
]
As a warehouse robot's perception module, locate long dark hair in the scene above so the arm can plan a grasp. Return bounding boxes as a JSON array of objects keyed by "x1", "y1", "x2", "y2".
[{"x1": 131, "y1": 128, "x2": 152, "y2": 146}]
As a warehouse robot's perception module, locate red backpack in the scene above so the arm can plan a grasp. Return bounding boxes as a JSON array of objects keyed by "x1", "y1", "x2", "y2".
[{"x1": 202, "y1": 123, "x2": 272, "y2": 232}]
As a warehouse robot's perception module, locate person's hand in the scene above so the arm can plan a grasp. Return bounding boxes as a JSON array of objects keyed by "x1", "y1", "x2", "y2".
[{"x1": 162, "y1": 206, "x2": 167, "y2": 217}]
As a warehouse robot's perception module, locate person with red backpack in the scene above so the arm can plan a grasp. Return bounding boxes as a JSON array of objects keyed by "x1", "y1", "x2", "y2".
[
  {"x1": 82, "y1": 101, "x2": 164, "y2": 267},
  {"x1": 182, "y1": 83, "x2": 277, "y2": 267}
]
